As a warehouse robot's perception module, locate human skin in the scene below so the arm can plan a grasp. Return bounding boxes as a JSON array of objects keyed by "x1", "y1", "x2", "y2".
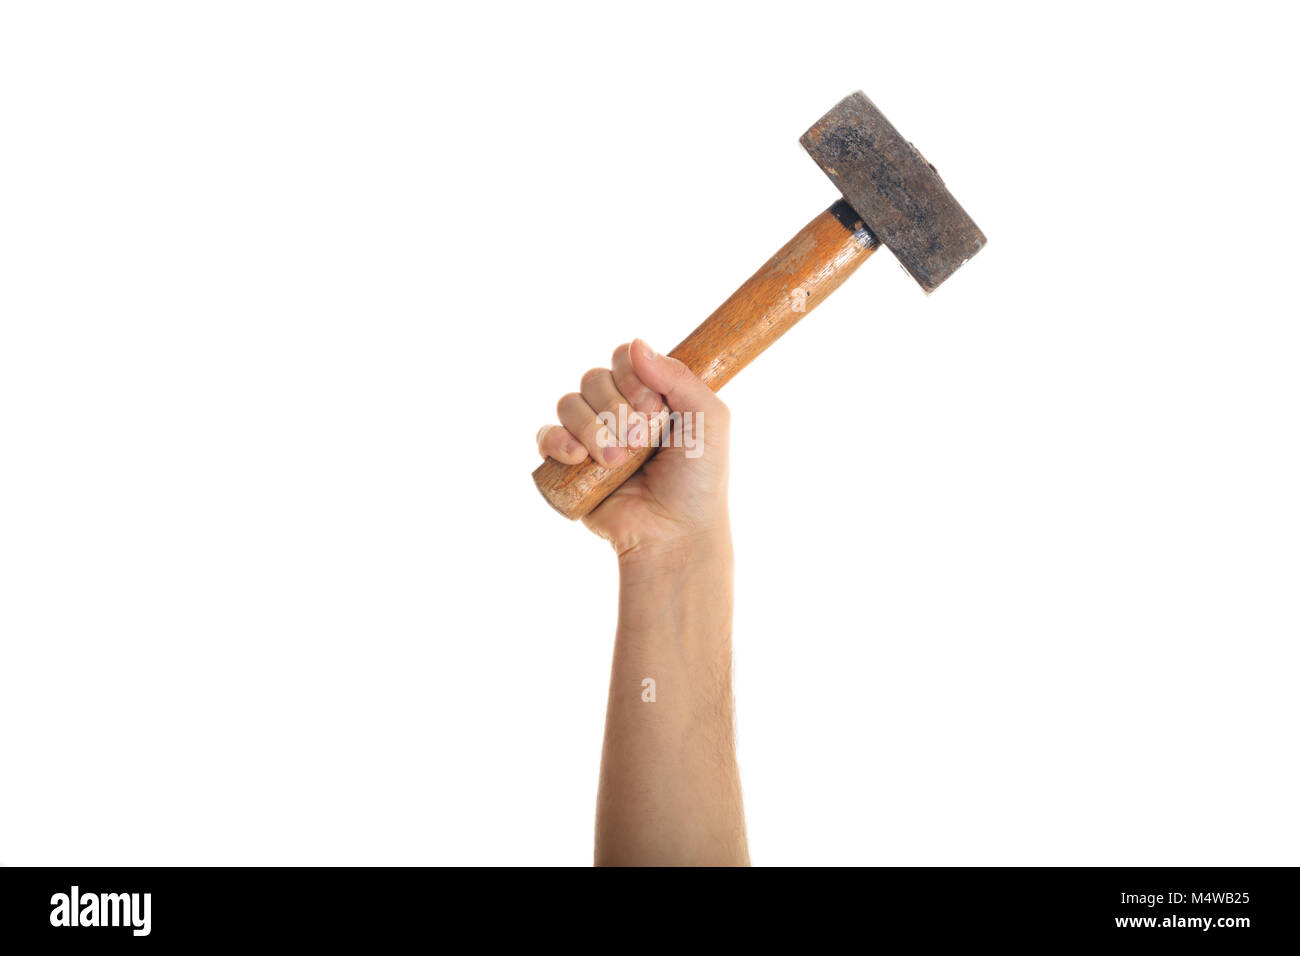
[{"x1": 536, "y1": 338, "x2": 748, "y2": 866}]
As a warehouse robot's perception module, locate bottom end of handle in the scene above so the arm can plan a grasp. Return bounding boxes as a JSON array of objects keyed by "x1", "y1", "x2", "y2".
[
  {"x1": 532, "y1": 458, "x2": 593, "y2": 521},
  {"x1": 533, "y1": 446, "x2": 654, "y2": 521}
]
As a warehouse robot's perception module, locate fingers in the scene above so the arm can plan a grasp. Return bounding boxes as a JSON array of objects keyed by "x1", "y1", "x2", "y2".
[
  {"x1": 536, "y1": 375, "x2": 631, "y2": 468},
  {"x1": 628, "y1": 338, "x2": 723, "y2": 415},
  {"x1": 536, "y1": 424, "x2": 588, "y2": 465},
  {"x1": 537, "y1": 340, "x2": 724, "y2": 468},
  {"x1": 582, "y1": 366, "x2": 652, "y2": 450},
  {"x1": 610, "y1": 343, "x2": 663, "y2": 415},
  {"x1": 558, "y1": 391, "x2": 626, "y2": 467},
  {"x1": 579, "y1": 367, "x2": 626, "y2": 418}
]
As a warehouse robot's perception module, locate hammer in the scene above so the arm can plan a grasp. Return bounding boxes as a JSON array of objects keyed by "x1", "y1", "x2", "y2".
[{"x1": 533, "y1": 91, "x2": 986, "y2": 519}]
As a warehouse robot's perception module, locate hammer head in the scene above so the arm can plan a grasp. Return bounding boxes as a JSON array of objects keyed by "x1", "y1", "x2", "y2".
[{"x1": 801, "y1": 92, "x2": 985, "y2": 293}]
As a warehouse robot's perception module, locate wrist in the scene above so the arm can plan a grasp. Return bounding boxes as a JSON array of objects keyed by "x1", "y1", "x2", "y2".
[
  {"x1": 615, "y1": 526, "x2": 734, "y2": 647},
  {"x1": 616, "y1": 526, "x2": 733, "y2": 582}
]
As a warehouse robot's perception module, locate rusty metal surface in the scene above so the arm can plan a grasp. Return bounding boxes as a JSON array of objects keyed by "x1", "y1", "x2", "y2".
[{"x1": 801, "y1": 92, "x2": 985, "y2": 294}]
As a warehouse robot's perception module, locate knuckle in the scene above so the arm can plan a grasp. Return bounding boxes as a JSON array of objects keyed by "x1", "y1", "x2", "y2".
[
  {"x1": 580, "y1": 367, "x2": 609, "y2": 391},
  {"x1": 556, "y1": 392, "x2": 585, "y2": 418},
  {"x1": 611, "y1": 364, "x2": 640, "y2": 393}
]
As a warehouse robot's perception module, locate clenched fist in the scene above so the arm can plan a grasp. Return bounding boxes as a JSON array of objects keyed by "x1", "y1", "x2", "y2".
[{"x1": 536, "y1": 339, "x2": 730, "y2": 558}]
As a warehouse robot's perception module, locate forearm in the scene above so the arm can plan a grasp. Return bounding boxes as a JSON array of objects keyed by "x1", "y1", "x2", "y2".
[{"x1": 594, "y1": 531, "x2": 749, "y2": 865}]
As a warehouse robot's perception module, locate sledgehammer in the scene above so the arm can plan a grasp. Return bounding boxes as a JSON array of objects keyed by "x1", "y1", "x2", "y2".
[{"x1": 533, "y1": 91, "x2": 986, "y2": 519}]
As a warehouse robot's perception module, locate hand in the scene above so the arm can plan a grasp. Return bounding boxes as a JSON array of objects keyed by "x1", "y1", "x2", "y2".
[{"x1": 536, "y1": 338, "x2": 730, "y2": 558}]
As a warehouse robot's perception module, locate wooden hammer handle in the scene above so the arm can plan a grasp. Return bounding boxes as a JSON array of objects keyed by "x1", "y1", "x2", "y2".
[{"x1": 533, "y1": 201, "x2": 879, "y2": 520}]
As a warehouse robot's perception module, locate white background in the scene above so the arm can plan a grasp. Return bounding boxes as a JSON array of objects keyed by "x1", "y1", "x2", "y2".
[{"x1": 1, "y1": 1, "x2": 1297, "y2": 866}]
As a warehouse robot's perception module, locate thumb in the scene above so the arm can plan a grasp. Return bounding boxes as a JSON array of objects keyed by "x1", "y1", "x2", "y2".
[{"x1": 629, "y1": 338, "x2": 716, "y2": 413}]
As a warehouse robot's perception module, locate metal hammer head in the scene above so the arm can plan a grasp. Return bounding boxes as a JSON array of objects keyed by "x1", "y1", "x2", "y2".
[{"x1": 801, "y1": 92, "x2": 985, "y2": 293}]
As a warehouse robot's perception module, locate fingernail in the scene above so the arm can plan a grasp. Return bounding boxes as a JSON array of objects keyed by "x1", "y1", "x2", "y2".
[
  {"x1": 595, "y1": 426, "x2": 623, "y2": 465},
  {"x1": 634, "y1": 338, "x2": 659, "y2": 361}
]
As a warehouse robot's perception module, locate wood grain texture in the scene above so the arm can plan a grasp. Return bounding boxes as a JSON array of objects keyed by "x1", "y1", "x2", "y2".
[{"x1": 533, "y1": 202, "x2": 880, "y2": 520}]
